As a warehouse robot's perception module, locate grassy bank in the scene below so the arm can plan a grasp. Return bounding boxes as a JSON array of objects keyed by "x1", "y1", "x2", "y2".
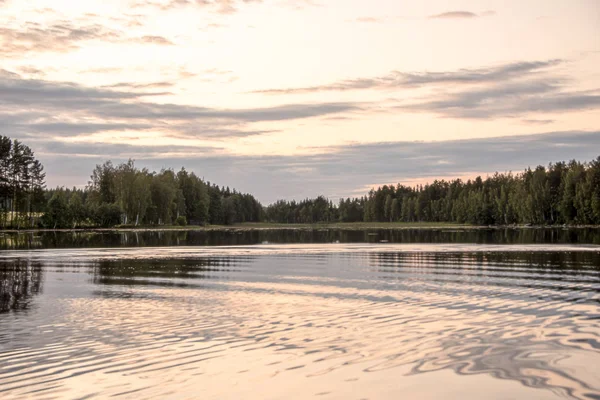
[
  {"x1": 3, "y1": 221, "x2": 597, "y2": 234},
  {"x1": 0, "y1": 221, "x2": 470, "y2": 233}
]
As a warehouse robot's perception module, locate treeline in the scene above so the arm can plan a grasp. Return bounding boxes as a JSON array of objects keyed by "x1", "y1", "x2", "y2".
[
  {"x1": 2, "y1": 134, "x2": 600, "y2": 229},
  {"x1": 0, "y1": 136, "x2": 46, "y2": 229},
  {"x1": 266, "y1": 157, "x2": 600, "y2": 225},
  {"x1": 43, "y1": 160, "x2": 263, "y2": 228}
]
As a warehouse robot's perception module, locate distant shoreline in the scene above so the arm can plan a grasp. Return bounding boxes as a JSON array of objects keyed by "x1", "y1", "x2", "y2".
[{"x1": 1, "y1": 222, "x2": 599, "y2": 234}]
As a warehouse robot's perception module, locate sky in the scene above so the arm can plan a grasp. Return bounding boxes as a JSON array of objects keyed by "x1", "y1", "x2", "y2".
[{"x1": 1, "y1": 0, "x2": 599, "y2": 203}]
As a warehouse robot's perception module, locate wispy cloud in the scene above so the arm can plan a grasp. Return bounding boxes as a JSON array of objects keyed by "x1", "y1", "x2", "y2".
[
  {"x1": 102, "y1": 81, "x2": 175, "y2": 89},
  {"x1": 355, "y1": 17, "x2": 383, "y2": 23},
  {"x1": 429, "y1": 10, "x2": 496, "y2": 19},
  {"x1": 250, "y1": 60, "x2": 563, "y2": 94},
  {"x1": 280, "y1": 0, "x2": 321, "y2": 10},
  {"x1": 0, "y1": 17, "x2": 173, "y2": 57},
  {"x1": 82, "y1": 67, "x2": 129, "y2": 74},
  {"x1": 249, "y1": 59, "x2": 600, "y2": 119},
  {"x1": 132, "y1": 35, "x2": 174, "y2": 45},
  {"x1": 0, "y1": 21, "x2": 123, "y2": 57},
  {"x1": 429, "y1": 11, "x2": 479, "y2": 19},
  {"x1": 0, "y1": 70, "x2": 362, "y2": 140},
  {"x1": 16, "y1": 66, "x2": 49, "y2": 76},
  {"x1": 403, "y1": 82, "x2": 600, "y2": 118},
  {"x1": 348, "y1": 11, "x2": 496, "y2": 24},
  {"x1": 521, "y1": 119, "x2": 555, "y2": 125},
  {"x1": 131, "y1": 0, "x2": 264, "y2": 14}
]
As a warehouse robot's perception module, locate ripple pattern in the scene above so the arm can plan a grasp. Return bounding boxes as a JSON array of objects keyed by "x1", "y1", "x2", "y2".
[{"x1": 0, "y1": 244, "x2": 599, "y2": 399}]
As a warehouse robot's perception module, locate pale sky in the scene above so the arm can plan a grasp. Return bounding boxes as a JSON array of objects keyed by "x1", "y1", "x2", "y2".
[{"x1": 1, "y1": 0, "x2": 599, "y2": 202}]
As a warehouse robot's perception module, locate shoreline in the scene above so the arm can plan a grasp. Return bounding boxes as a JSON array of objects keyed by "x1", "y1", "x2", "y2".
[{"x1": 1, "y1": 222, "x2": 599, "y2": 234}]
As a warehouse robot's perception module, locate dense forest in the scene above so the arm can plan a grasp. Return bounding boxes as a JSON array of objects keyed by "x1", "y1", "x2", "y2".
[
  {"x1": 0, "y1": 136, "x2": 46, "y2": 229},
  {"x1": 43, "y1": 160, "x2": 263, "y2": 228},
  {"x1": 265, "y1": 158, "x2": 600, "y2": 225},
  {"x1": 1, "y1": 135, "x2": 600, "y2": 228},
  {"x1": 1, "y1": 135, "x2": 262, "y2": 229}
]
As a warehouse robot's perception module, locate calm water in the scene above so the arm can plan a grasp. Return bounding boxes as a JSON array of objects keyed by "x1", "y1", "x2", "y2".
[
  {"x1": 1, "y1": 227, "x2": 600, "y2": 250},
  {"x1": 1, "y1": 233, "x2": 600, "y2": 399}
]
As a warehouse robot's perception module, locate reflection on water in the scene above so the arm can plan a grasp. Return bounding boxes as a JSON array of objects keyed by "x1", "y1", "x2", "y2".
[
  {"x1": 1, "y1": 227, "x2": 600, "y2": 250},
  {"x1": 0, "y1": 245, "x2": 599, "y2": 399},
  {"x1": 0, "y1": 260, "x2": 43, "y2": 313}
]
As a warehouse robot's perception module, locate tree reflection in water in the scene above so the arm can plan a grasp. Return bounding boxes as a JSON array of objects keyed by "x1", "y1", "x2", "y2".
[{"x1": 0, "y1": 259, "x2": 43, "y2": 313}]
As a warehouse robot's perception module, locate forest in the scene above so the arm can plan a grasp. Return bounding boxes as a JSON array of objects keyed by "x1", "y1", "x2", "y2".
[
  {"x1": 0, "y1": 136, "x2": 46, "y2": 229},
  {"x1": 42, "y1": 160, "x2": 263, "y2": 228},
  {"x1": 265, "y1": 158, "x2": 600, "y2": 225},
  {"x1": 1, "y1": 134, "x2": 600, "y2": 228}
]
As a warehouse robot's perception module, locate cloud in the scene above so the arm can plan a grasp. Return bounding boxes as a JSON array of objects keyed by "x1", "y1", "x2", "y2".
[
  {"x1": 0, "y1": 70, "x2": 361, "y2": 140},
  {"x1": 199, "y1": 22, "x2": 227, "y2": 31},
  {"x1": 521, "y1": 119, "x2": 555, "y2": 125},
  {"x1": 85, "y1": 101, "x2": 360, "y2": 122},
  {"x1": 349, "y1": 11, "x2": 495, "y2": 24},
  {"x1": 280, "y1": 0, "x2": 321, "y2": 10},
  {"x1": 132, "y1": 0, "x2": 264, "y2": 14},
  {"x1": 82, "y1": 67, "x2": 126, "y2": 74},
  {"x1": 16, "y1": 66, "x2": 48, "y2": 76},
  {"x1": 249, "y1": 58, "x2": 600, "y2": 119},
  {"x1": 132, "y1": 35, "x2": 174, "y2": 45},
  {"x1": 102, "y1": 81, "x2": 175, "y2": 89},
  {"x1": 19, "y1": 121, "x2": 156, "y2": 136},
  {"x1": 402, "y1": 82, "x2": 600, "y2": 118},
  {"x1": 34, "y1": 140, "x2": 220, "y2": 158},
  {"x1": 429, "y1": 11, "x2": 478, "y2": 19},
  {"x1": 0, "y1": 21, "x2": 123, "y2": 57},
  {"x1": 250, "y1": 59, "x2": 564, "y2": 94},
  {"x1": 349, "y1": 17, "x2": 386, "y2": 23},
  {"x1": 429, "y1": 10, "x2": 497, "y2": 19},
  {"x1": 0, "y1": 17, "x2": 174, "y2": 57},
  {"x1": 81, "y1": 65, "x2": 199, "y2": 80},
  {"x1": 37, "y1": 131, "x2": 600, "y2": 203}
]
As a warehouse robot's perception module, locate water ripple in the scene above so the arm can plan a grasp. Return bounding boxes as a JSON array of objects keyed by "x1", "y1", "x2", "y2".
[{"x1": 0, "y1": 244, "x2": 599, "y2": 399}]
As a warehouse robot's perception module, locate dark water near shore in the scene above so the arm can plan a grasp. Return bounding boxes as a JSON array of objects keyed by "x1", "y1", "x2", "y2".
[
  {"x1": 1, "y1": 227, "x2": 600, "y2": 250},
  {"x1": 1, "y1": 233, "x2": 600, "y2": 399}
]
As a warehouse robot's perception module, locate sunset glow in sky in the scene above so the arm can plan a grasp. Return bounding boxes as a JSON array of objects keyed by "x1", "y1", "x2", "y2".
[{"x1": 1, "y1": 0, "x2": 599, "y2": 202}]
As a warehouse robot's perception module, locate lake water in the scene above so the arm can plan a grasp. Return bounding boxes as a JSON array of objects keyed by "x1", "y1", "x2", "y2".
[{"x1": 1, "y1": 230, "x2": 599, "y2": 399}]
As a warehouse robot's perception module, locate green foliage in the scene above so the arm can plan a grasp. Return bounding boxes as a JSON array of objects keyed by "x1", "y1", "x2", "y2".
[
  {"x1": 177, "y1": 168, "x2": 209, "y2": 224},
  {"x1": 92, "y1": 203, "x2": 122, "y2": 227},
  {"x1": 68, "y1": 192, "x2": 85, "y2": 228},
  {"x1": 266, "y1": 157, "x2": 600, "y2": 226},
  {"x1": 2, "y1": 134, "x2": 599, "y2": 230},
  {"x1": 266, "y1": 196, "x2": 338, "y2": 224},
  {"x1": 0, "y1": 136, "x2": 46, "y2": 228},
  {"x1": 36, "y1": 159, "x2": 262, "y2": 229},
  {"x1": 42, "y1": 191, "x2": 69, "y2": 229}
]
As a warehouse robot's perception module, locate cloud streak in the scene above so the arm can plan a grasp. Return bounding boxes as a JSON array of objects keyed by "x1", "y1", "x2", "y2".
[
  {"x1": 0, "y1": 70, "x2": 362, "y2": 140},
  {"x1": 429, "y1": 10, "x2": 496, "y2": 19},
  {"x1": 132, "y1": 0, "x2": 264, "y2": 14},
  {"x1": 402, "y1": 82, "x2": 600, "y2": 118},
  {"x1": 0, "y1": 18, "x2": 174, "y2": 57},
  {"x1": 250, "y1": 59, "x2": 600, "y2": 119},
  {"x1": 250, "y1": 60, "x2": 563, "y2": 94},
  {"x1": 430, "y1": 11, "x2": 478, "y2": 19}
]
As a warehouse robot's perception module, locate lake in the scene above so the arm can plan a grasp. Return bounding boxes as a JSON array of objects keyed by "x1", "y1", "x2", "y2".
[{"x1": 1, "y1": 229, "x2": 599, "y2": 399}]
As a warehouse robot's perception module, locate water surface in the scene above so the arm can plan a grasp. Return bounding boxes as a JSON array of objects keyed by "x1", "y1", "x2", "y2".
[
  {"x1": 1, "y1": 241, "x2": 599, "y2": 399},
  {"x1": 2, "y1": 227, "x2": 600, "y2": 250}
]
